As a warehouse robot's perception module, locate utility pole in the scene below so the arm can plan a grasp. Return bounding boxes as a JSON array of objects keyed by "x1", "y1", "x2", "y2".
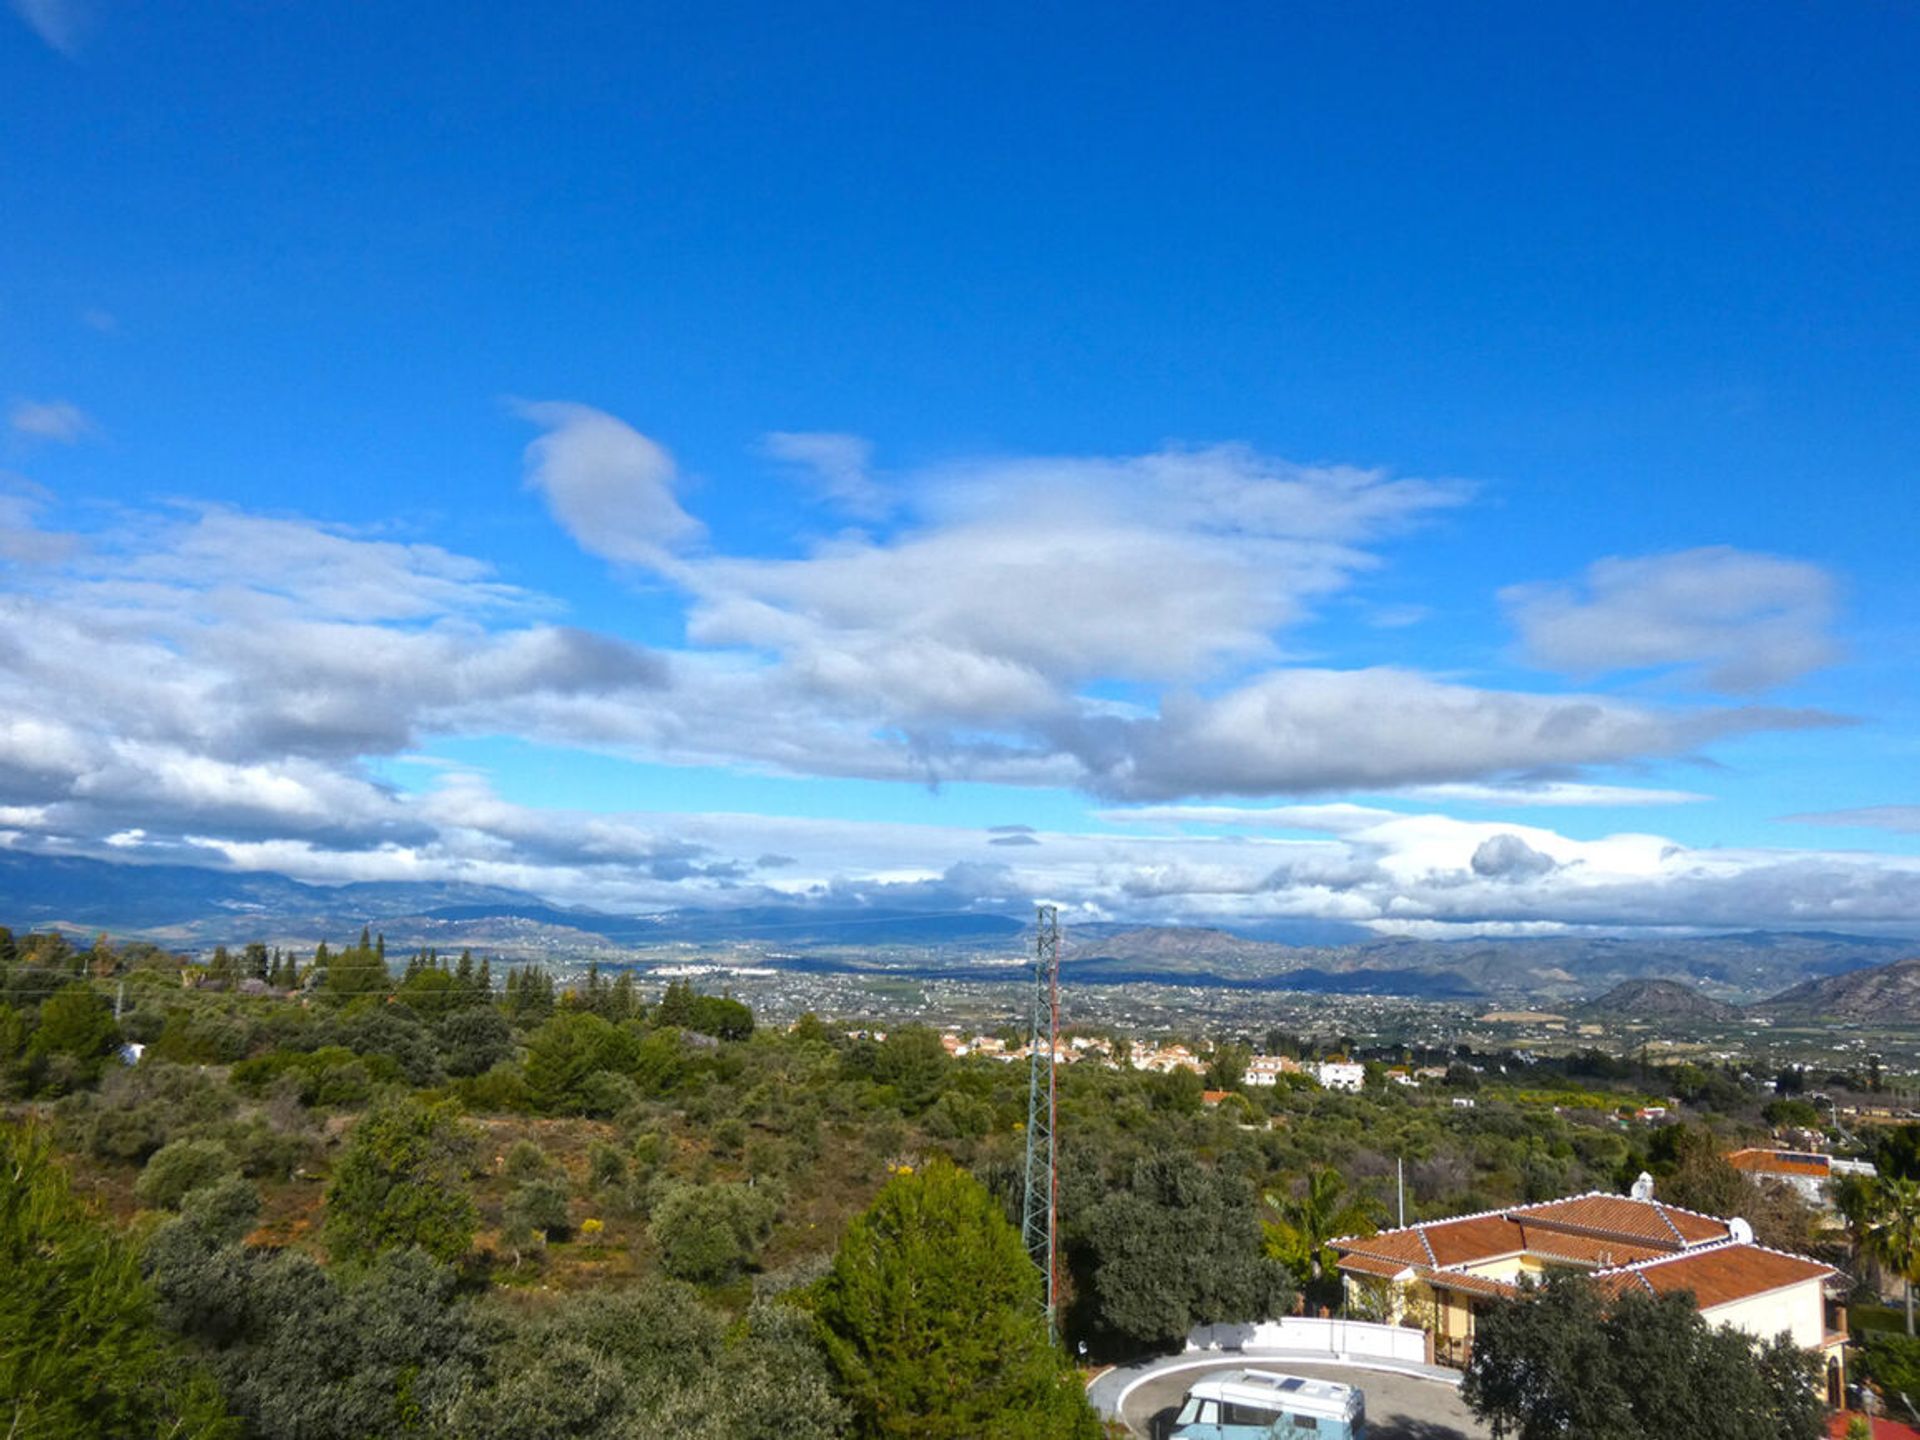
[
  {"x1": 1021, "y1": 903, "x2": 1061, "y2": 1340},
  {"x1": 1397, "y1": 1155, "x2": 1405, "y2": 1229}
]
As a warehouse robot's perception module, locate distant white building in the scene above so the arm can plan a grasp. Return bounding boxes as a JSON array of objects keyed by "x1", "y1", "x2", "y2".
[
  {"x1": 1727, "y1": 1148, "x2": 1877, "y2": 1210},
  {"x1": 1316, "y1": 1061, "x2": 1364, "y2": 1092},
  {"x1": 1244, "y1": 1054, "x2": 1300, "y2": 1087}
]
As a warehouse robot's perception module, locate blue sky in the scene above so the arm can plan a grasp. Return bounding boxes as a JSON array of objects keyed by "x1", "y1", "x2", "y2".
[{"x1": 3, "y1": 1, "x2": 1918, "y2": 934}]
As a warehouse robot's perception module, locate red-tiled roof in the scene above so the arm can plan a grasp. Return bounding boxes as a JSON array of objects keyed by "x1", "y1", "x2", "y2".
[
  {"x1": 1422, "y1": 1214, "x2": 1529, "y2": 1268},
  {"x1": 1511, "y1": 1223, "x2": 1666, "y2": 1269},
  {"x1": 1431, "y1": 1271, "x2": 1521, "y2": 1300},
  {"x1": 1332, "y1": 1191, "x2": 1834, "y2": 1314},
  {"x1": 1510, "y1": 1193, "x2": 1730, "y2": 1247},
  {"x1": 1729, "y1": 1148, "x2": 1830, "y2": 1178},
  {"x1": 1340, "y1": 1252, "x2": 1414, "y2": 1279},
  {"x1": 1604, "y1": 1242, "x2": 1836, "y2": 1311},
  {"x1": 1335, "y1": 1192, "x2": 1728, "y2": 1278}
]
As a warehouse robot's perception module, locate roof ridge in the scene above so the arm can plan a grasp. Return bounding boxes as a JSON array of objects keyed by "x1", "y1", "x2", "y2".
[
  {"x1": 1653, "y1": 1202, "x2": 1686, "y2": 1246},
  {"x1": 1333, "y1": 1198, "x2": 1527, "y2": 1248},
  {"x1": 1416, "y1": 1223, "x2": 1439, "y2": 1267}
]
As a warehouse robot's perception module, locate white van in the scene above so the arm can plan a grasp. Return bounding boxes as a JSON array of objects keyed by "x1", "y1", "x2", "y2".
[{"x1": 1167, "y1": 1368, "x2": 1367, "y2": 1439}]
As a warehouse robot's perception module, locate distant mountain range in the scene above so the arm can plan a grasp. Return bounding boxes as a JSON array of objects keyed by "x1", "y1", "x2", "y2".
[
  {"x1": 1578, "y1": 977, "x2": 1742, "y2": 1023},
  {"x1": 1059, "y1": 924, "x2": 1913, "y2": 1005},
  {"x1": 1754, "y1": 956, "x2": 1920, "y2": 1021},
  {"x1": 1, "y1": 850, "x2": 1916, "y2": 1008}
]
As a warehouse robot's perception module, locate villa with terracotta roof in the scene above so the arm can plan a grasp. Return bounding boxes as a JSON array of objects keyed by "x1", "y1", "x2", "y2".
[
  {"x1": 1727, "y1": 1147, "x2": 1877, "y2": 1210},
  {"x1": 1333, "y1": 1177, "x2": 1849, "y2": 1401}
]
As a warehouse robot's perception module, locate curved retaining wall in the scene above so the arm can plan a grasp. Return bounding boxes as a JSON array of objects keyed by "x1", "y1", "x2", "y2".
[{"x1": 1184, "y1": 1317, "x2": 1429, "y2": 1366}]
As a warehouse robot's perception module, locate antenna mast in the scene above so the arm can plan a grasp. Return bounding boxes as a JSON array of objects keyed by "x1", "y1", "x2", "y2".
[{"x1": 1021, "y1": 903, "x2": 1061, "y2": 1338}]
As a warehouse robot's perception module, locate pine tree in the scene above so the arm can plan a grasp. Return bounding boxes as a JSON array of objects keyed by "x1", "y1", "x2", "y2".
[
  {"x1": 815, "y1": 1158, "x2": 1100, "y2": 1439},
  {"x1": 0, "y1": 1125, "x2": 237, "y2": 1437}
]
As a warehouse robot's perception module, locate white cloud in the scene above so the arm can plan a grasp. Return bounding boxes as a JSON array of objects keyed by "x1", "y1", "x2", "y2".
[
  {"x1": 1786, "y1": 805, "x2": 1920, "y2": 834},
  {"x1": 1070, "y1": 667, "x2": 1835, "y2": 801},
  {"x1": 1402, "y1": 780, "x2": 1711, "y2": 807},
  {"x1": 517, "y1": 402, "x2": 702, "y2": 568},
  {"x1": 0, "y1": 415, "x2": 1889, "y2": 935},
  {"x1": 8, "y1": 0, "x2": 89, "y2": 55},
  {"x1": 8, "y1": 397, "x2": 94, "y2": 443},
  {"x1": 762, "y1": 431, "x2": 889, "y2": 518},
  {"x1": 1503, "y1": 546, "x2": 1839, "y2": 692}
]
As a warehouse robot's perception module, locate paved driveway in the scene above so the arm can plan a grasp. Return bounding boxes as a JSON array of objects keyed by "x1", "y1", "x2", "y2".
[{"x1": 1115, "y1": 1358, "x2": 1493, "y2": 1440}]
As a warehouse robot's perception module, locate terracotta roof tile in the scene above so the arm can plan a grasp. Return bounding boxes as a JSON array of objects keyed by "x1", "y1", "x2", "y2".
[
  {"x1": 1510, "y1": 1194, "x2": 1728, "y2": 1247},
  {"x1": 1428, "y1": 1271, "x2": 1521, "y2": 1300},
  {"x1": 1341, "y1": 1252, "x2": 1414, "y2": 1279},
  {"x1": 1605, "y1": 1242, "x2": 1836, "y2": 1310},
  {"x1": 1728, "y1": 1148, "x2": 1830, "y2": 1178},
  {"x1": 1421, "y1": 1215, "x2": 1527, "y2": 1267}
]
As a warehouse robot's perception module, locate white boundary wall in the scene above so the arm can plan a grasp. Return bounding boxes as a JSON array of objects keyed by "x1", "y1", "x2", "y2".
[{"x1": 1184, "y1": 1318, "x2": 1427, "y2": 1366}]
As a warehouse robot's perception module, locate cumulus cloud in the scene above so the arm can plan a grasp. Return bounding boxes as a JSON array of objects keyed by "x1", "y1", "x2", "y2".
[
  {"x1": 517, "y1": 402, "x2": 702, "y2": 568},
  {"x1": 1503, "y1": 546, "x2": 1839, "y2": 693},
  {"x1": 0, "y1": 413, "x2": 1889, "y2": 935},
  {"x1": 1065, "y1": 668, "x2": 1837, "y2": 801},
  {"x1": 0, "y1": 505, "x2": 667, "y2": 850},
  {"x1": 1470, "y1": 833, "x2": 1559, "y2": 880},
  {"x1": 8, "y1": 397, "x2": 94, "y2": 442}
]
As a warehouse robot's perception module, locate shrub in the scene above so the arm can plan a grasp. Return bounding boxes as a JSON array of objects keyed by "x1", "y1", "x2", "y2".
[
  {"x1": 137, "y1": 1139, "x2": 240, "y2": 1211},
  {"x1": 649, "y1": 1180, "x2": 777, "y2": 1283},
  {"x1": 587, "y1": 1140, "x2": 628, "y2": 1192},
  {"x1": 503, "y1": 1139, "x2": 552, "y2": 1182},
  {"x1": 323, "y1": 1095, "x2": 477, "y2": 1265},
  {"x1": 503, "y1": 1178, "x2": 573, "y2": 1245}
]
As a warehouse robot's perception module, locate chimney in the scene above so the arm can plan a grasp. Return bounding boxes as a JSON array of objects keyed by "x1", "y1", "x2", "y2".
[{"x1": 1630, "y1": 1171, "x2": 1655, "y2": 1202}]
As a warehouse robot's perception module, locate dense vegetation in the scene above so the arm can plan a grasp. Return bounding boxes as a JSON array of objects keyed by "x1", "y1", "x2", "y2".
[
  {"x1": 1463, "y1": 1275, "x2": 1823, "y2": 1439},
  {"x1": 0, "y1": 922, "x2": 1894, "y2": 1434}
]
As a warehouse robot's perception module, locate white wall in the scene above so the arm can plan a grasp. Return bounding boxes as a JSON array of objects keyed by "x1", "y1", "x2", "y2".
[
  {"x1": 1701, "y1": 1280, "x2": 1826, "y2": 1351},
  {"x1": 1186, "y1": 1317, "x2": 1428, "y2": 1366}
]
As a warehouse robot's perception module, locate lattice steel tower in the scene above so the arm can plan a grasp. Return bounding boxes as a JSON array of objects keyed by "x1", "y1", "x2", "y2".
[{"x1": 1021, "y1": 903, "x2": 1061, "y2": 1337}]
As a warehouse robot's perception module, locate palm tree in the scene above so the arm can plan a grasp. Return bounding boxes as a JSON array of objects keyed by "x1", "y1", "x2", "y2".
[
  {"x1": 1865, "y1": 1175, "x2": 1920, "y2": 1335},
  {"x1": 1263, "y1": 1167, "x2": 1382, "y2": 1306}
]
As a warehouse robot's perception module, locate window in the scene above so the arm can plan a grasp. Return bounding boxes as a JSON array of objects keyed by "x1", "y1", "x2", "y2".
[{"x1": 1221, "y1": 1402, "x2": 1282, "y2": 1425}]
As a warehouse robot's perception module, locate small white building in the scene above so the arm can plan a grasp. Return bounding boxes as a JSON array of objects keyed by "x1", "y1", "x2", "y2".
[
  {"x1": 1244, "y1": 1054, "x2": 1300, "y2": 1087},
  {"x1": 1316, "y1": 1061, "x2": 1365, "y2": 1092}
]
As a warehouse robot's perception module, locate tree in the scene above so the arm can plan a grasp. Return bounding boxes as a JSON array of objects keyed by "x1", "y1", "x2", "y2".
[
  {"x1": 851, "y1": 1025, "x2": 948, "y2": 1113},
  {"x1": 0, "y1": 1124, "x2": 236, "y2": 1438},
  {"x1": 323, "y1": 1095, "x2": 477, "y2": 1265},
  {"x1": 814, "y1": 1158, "x2": 1099, "y2": 1439},
  {"x1": 28, "y1": 980, "x2": 120, "y2": 1083},
  {"x1": 1462, "y1": 1274, "x2": 1821, "y2": 1440},
  {"x1": 1081, "y1": 1154, "x2": 1294, "y2": 1353},
  {"x1": 450, "y1": 1287, "x2": 845, "y2": 1440},
  {"x1": 523, "y1": 1010, "x2": 637, "y2": 1113},
  {"x1": 1204, "y1": 1042, "x2": 1250, "y2": 1091},
  {"x1": 649, "y1": 1180, "x2": 777, "y2": 1283},
  {"x1": 148, "y1": 1211, "x2": 482, "y2": 1440},
  {"x1": 1262, "y1": 1166, "x2": 1381, "y2": 1307},
  {"x1": 137, "y1": 1139, "x2": 241, "y2": 1211},
  {"x1": 439, "y1": 1004, "x2": 514, "y2": 1077},
  {"x1": 1866, "y1": 1175, "x2": 1920, "y2": 1336}
]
